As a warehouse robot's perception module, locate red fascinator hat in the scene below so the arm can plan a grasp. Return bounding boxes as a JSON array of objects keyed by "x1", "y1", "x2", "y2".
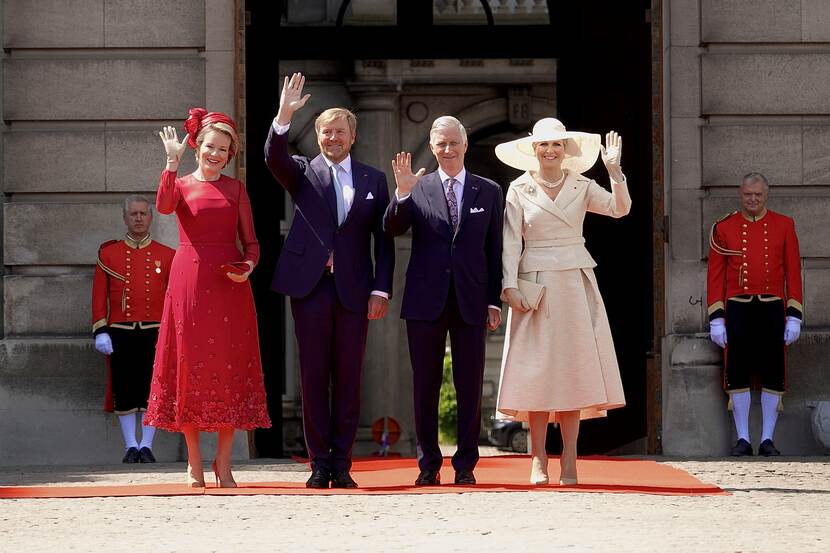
[{"x1": 184, "y1": 107, "x2": 239, "y2": 159}]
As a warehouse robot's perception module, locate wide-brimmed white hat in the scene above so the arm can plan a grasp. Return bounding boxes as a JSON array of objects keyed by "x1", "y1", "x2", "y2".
[{"x1": 495, "y1": 118, "x2": 601, "y2": 175}]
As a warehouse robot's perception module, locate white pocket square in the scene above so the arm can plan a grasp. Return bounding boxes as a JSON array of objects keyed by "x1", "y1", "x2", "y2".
[
  {"x1": 470, "y1": 207, "x2": 484, "y2": 213},
  {"x1": 366, "y1": 192, "x2": 374, "y2": 200}
]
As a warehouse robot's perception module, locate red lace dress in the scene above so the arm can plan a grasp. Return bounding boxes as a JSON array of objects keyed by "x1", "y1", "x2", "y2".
[{"x1": 144, "y1": 170, "x2": 271, "y2": 431}]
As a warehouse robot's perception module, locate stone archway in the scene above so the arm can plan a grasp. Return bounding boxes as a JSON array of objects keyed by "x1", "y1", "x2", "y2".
[{"x1": 410, "y1": 95, "x2": 557, "y2": 173}]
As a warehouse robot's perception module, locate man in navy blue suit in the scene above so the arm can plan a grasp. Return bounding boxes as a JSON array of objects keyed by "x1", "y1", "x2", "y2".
[
  {"x1": 265, "y1": 73, "x2": 395, "y2": 489},
  {"x1": 384, "y1": 116, "x2": 504, "y2": 486}
]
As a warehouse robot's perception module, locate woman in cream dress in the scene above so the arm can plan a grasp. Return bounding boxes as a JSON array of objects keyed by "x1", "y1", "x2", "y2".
[{"x1": 495, "y1": 118, "x2": 630, "y2": 485}]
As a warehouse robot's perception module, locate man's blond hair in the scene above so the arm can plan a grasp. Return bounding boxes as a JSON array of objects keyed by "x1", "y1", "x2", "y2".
[{"x1": 315, "y1": 108, "x2": 357, "y2": 134}]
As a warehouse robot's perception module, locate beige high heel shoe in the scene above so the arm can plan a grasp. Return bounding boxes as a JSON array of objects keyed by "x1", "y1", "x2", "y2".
[
  {"x1": 212, "y1": 460, "x2": 238, "y2": 488},
  {"x1": 530, "y1": 455, "x2": 549, "y2": 485},
  {"x1": 559, "y1": 453, "x2": 578, "y2": 485},
  {"x1": 186, "y1": 463, "x2": 205, "y2": 488}
]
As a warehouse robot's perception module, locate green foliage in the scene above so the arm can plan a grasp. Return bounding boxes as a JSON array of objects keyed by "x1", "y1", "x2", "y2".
[{"x1": 438, "y1": 351, "x2": 457, "y2": 444}]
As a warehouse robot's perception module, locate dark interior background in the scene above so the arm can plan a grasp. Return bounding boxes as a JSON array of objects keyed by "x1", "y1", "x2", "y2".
[{"x1": 244, "y1": 0, "x2": 654, "y2": 457}]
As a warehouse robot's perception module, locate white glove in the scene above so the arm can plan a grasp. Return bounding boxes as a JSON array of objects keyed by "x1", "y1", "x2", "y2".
[
  {"x1": 95, "y1": 333, "x2": 113, "y2": 355},
  {"x1": 709, "y1": 318, "x2": 727, "y2": 349},
  {"x1": 158, "y1": 126, "x2": 189, "y2": 164},
  {"x1": 600, "y1": 131, "x2": 623, "y2": 179},
  {"x1": 784, "y1": 316, "x2": 801, "y2": 346}
]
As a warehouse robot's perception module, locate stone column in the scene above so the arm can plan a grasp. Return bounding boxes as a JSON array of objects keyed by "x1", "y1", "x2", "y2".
[{"x1": 346, "y1": 83, "x2": 416, "y2": 456}]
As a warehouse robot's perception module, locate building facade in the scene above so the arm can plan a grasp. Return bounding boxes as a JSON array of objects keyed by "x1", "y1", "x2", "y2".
[{"x1": 1, "y1": 0, "x2": 828, "y2": 465}]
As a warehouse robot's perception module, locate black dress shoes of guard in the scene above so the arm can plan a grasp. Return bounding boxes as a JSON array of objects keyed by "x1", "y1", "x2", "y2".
[
  {"x1": 730, "y1": 438, "x2": 753, "y2": 457},
  {"x1": 758, "y1": 439, "x2": 781, "y2": 457},
  {"x1": 122, "y1": 447, "x2": 140, "y2": 464},
  {"x1": 306, "y1": 468, "x2": 331, "y2": 489},
  {"x1": 138, "y1": 447, "x2": 156, "y2": 463},
  {"x1": 331, "y1": 471, "x2": 359, "y2": 489},
  {"x1": 454, "y1": 470, "x2": 476, "y2": 485},
  {"x1": 414, "y1": 470, "x2": 441, "y2": 486}
]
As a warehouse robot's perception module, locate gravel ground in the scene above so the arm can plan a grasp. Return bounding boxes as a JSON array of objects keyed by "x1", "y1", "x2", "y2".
[{"x1": 1, "y1": 451, "x2": 828, "y2": 553}]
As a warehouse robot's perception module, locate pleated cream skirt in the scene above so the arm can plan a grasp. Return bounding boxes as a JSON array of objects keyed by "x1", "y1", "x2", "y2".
[{"x1": 496, "y1": 267, "x2": 625, "y2": 423}]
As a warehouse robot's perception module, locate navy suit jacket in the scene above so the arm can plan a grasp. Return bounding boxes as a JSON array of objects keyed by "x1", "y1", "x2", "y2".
[
  {"x1": 265, "y1": 127, "x2": 395, "y2": 313},
  {"x1": 383, "y1": 170, "x2": 503, "y2": 326}
]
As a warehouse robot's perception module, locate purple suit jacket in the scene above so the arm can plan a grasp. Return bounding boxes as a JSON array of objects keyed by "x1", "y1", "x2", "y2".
[
  {"x1": 383, "y1": 170, "x2": 503, "y2": 325},
  {"x1": 264, "y1": 127, "x2": 395, "y2": 313}
]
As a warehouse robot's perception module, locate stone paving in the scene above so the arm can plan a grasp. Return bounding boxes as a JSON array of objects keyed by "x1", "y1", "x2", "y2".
[{"x1": 1, "y1": 452, "x2": 828, "y2": 552}]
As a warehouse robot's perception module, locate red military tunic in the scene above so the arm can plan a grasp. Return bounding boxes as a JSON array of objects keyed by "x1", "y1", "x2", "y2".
[
  {"x1": 92, "y1": 235, "x2": 175, "y2": 334},
  {"x1": 92, "y1": 234, "x2": 175, "y2": 413},
  {"x1": 707, "y1": 209, "x2": 803, "y2": 321}
]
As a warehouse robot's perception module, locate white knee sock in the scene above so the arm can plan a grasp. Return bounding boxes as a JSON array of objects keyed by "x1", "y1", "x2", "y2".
[
  {"x1": 731, "y1": 391, "x2": 751, "y2": 442},
  {"x1": 138, "y1": 412, "x2": 156, "y2": 450},
  {"x1": 760, "y1": 391, "x2": 780, "y2": 442},
  {"x1": 118, "y1": 414, "x2": 139, "y2": 449}
]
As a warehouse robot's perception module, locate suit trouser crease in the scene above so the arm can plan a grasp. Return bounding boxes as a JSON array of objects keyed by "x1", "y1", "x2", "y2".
[
  {"x1": 407, "y1": 285, "x2": 485, "y2": 473},
  {"x1": 292, "y1": 274, "x2": 368, "y2": 473}
]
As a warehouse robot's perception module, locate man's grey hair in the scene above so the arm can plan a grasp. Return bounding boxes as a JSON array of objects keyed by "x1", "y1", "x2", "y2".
[
  {"x1": 741, "y1": 172, "x2": 770, "y2": 189},
  {"x1": 123, "y1": 195, "x2": 153, "y2": 216},
  {"x1": 429, "y1": 115, "x2": 467, "y2": 144}
]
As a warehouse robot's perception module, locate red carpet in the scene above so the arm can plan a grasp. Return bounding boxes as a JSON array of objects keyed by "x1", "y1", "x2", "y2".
[{"x1": 0, "y1": 456, "x2": 725, "y2": 498}]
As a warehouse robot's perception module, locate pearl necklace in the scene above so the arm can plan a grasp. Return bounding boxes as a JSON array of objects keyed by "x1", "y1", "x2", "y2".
[{"x1": 535, "y1": 172, "x2": 565, "y2": 189}]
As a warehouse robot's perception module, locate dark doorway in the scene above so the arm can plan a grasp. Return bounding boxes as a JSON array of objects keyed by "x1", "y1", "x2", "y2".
[{"x1": 244, "y1": 0, "x2": 654, "y2": 456}]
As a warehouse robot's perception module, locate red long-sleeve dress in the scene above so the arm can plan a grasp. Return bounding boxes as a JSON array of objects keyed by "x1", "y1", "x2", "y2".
[{"x1": 144, "y1": 170, "x2": 271, "y2": 431}]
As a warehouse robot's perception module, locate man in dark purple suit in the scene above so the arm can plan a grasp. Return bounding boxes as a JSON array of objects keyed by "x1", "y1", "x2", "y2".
[
  {"x1": 265, "y1": 73, "x2": 395, "y2": 489},
  {"x1": 384, "y1": 116, "x2": 504, "y2": 486}
]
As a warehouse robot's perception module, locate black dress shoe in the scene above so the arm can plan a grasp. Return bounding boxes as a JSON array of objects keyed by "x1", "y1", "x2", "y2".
[
  {"x1": 305, "y1": 468, "x2": 331, "y2": 489},
  {"x1": 138, "y1": 447, "x2": 156, "y2": 463},
  {"x1": 730, "y1": 438, "x2": 753, "y2": 457},
  {"x1": 454, "y1": 470, "x2": 476, "y2": 485},
  {"x1": 758, "y1": 439, "x2": 781, "y2": 457},
  {"x1": 331, "y1": 471, "x2": 359, "y2": 489},
  {"x1": 122, "y1": 447, "x2": 140, "y2": 464},
  {"x1": 414, "y1": 470, "x2": 441, "y2": 486}
]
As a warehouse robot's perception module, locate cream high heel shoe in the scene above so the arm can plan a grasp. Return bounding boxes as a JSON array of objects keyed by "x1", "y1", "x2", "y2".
[
  {"x1": 559, "y1": 453, "x2": 578, "y2": 485},
  {"x1": 530, "y1": 455, "x2": 549, "y2": 485}
]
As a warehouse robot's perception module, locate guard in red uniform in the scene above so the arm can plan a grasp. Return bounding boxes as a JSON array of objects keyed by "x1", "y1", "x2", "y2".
[
  {"x1": 707, "y1": 172, "x2": 803, "y2": 457},
  {"x1": 92, "y1": 195, "x2": 175, "y2": 463}
]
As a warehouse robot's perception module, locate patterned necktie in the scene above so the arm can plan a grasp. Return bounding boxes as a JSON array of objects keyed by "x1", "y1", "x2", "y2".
[
  {"x1": 446, "y1": 177, "x2": 459, "y2": 231},
  {"x1": 331, "y1": 164, "x2": 345, "y2": 225}
]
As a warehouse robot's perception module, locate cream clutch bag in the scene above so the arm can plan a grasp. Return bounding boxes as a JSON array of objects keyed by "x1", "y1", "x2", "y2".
[
  {"x1": 502, "y1": 278, "x2": 546, "y2": 311},
  {"x1": 517, "y1": 278, "x2": 545, "y2": 310}
]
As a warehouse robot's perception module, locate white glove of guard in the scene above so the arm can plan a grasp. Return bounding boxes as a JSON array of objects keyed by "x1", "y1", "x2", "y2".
[
  {"x1": 709, "y1": 318, "x2": 727, "y2": 349},
  {"x1": 784, "y1": 316, "x2": 801, "y2": 346},
  {"x1": 95, "y1": 333, "x2": 113, "y2": 355}
]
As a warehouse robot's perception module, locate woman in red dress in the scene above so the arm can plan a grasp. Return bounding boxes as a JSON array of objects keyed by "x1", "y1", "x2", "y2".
[{"x1": 145, "y1": 108, "x2": 270, "y2": 488}]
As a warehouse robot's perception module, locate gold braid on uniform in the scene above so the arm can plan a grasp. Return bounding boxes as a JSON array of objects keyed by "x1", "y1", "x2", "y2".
[
  {"x1": 709, "y1": 211, "x2": 747, "y2": 287},
  {"x1": 709, "y1": 211, "x2": 742, "y2": 256},
  {"x1": 97, "y1": 256, "x2": 128, "y2": 313}
]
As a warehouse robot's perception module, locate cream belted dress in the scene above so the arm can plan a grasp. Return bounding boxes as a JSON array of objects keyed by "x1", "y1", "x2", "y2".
[{"x1": 496, "y1": 170, "x2": 630, "y2": 422}]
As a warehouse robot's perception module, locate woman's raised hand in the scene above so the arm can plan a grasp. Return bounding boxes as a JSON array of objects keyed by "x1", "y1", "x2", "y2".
[
  {"x1": 600, "y1": 131, "x2": 624, "y2": 181},
  {"x1": 391, "y1": 152, "x2": 426, "y2": 197},
  {"x1": 159, "y1": 126, "x2": 189, "y2": 165}
]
